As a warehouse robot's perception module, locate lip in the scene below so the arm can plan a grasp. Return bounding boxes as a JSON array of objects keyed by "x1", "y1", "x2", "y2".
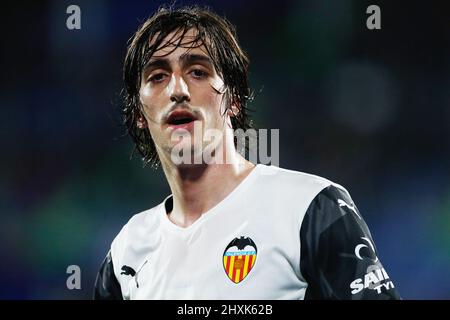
[
  {"x1": 167, "y1": 120, "x2": 199, "y2": 131},
  {"x1": 165, "y1": 109, "x2": 199, "y2": 131}
]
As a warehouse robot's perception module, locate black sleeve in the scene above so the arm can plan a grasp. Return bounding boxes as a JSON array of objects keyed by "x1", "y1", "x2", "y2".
[
  {"x1": 300, "y1": 185, "x2": 401, "y2": 300},
  {"x1": 93, "y1": 251, "x2": 123, "y2": 300}
]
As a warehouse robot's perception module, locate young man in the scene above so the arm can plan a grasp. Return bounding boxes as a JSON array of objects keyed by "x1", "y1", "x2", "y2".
[{"x1": 94, "y1": 6, "x2": 400, "y2": 300}]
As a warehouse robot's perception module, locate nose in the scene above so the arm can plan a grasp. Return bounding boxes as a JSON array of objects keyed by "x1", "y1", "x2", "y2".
[{"x1": 169, "y1": 73, "x2": 190, "y2": 103}]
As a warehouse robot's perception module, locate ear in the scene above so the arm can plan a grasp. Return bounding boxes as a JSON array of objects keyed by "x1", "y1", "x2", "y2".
[
  {"x1": 137, "y1": 116, "x2": 148, "y2": 129},
  {"x1": 226, "y1": 101, "x2": 240, "y2": 118}
]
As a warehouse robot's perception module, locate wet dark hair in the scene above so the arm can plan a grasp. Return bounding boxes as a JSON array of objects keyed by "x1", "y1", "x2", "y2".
[{"x1": 122, "y1": 5, "x2": 254, "y2": 168}]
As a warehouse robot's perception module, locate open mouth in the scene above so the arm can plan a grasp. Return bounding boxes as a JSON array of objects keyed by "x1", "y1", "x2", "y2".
[
  {"x1": 166, "y1": 110, "x2": 197, "y2": 126},
  {"x1": 169, "y1": 117, "x2": 194, "y2": 125}
]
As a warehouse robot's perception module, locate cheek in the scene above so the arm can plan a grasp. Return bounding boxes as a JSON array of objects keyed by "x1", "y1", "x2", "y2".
[
  {"x1": 207, "y1": 96, "x2": 229, "y2": 128},
  {"x1": 200, "y1": 81, "x2": 224, "y2": 106},
  {"x1": 139, "y1": 86, "x2": 164, "y2": 119},
  {"x1": 140, "y1": 86, "x2": 157, "y2": 106},
  {"x1": 147, "y1": 122, "x2": 160, "y2": 141},
  {"x1": 200, "y1": 91, "x2": 221, "y2": 118}
]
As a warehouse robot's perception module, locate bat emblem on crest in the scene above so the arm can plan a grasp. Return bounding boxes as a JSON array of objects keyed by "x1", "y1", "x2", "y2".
[{"x1": 223, "y1": 236, "x2": 257, "y2": 284}]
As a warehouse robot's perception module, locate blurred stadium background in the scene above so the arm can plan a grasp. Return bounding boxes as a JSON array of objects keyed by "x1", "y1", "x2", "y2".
[{"x1": 0, "y1": 0, "x2": 449, "y2": 299}]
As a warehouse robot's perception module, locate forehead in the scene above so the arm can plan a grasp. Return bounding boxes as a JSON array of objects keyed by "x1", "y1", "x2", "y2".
[{"x1": 149, "y1": 28, "x2": 210, "y2": 59}]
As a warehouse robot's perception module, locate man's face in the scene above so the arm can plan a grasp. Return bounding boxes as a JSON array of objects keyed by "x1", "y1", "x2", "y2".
[{"x1": 138, "y1": 29, "x2": 233, "y2": 164}]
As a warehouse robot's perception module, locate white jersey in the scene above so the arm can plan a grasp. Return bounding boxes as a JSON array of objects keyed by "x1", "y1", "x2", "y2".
[{"x1": 94, "y1": 164, "x2": 400, "y2": 300}]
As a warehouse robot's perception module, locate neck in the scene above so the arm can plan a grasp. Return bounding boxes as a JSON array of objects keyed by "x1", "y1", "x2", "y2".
[{"x1": 159, "y1": 149, "x2": 255, "y2": 228}]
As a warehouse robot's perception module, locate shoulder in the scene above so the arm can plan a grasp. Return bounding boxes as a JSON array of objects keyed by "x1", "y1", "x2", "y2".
[
  {"x1": 300, "y1": 182, "x2": 371, "y2": 259},
  {"x1": 109, "y1": 201, "x2": 165, "y2": 268},
  {"x1": 257, "y1": 164, "x2": 345, "y2": 193},
  {"x1": 256, "y1": 164, "x2": 350, "y2": 211},
  {"x1": 257, "y1": 164, "x2": 332, "y2": 185},
  {"x1": 303, "y1": 183, "x2": 362, "y2": 231}
]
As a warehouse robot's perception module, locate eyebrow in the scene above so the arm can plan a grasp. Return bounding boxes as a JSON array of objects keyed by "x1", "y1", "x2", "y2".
[
  {"x1": 179, "y1": 53, "x2": 213, "y2": 68},
  {"x1": 143, "y1": 58, "x2": 171, "y2": 72},
  {"x1": 143, "y1": 53, "x2": 213, "y2": 73}
]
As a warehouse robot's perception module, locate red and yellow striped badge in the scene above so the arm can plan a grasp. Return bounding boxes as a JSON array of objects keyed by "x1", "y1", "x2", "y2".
[{"x1": 223, "y1": 236, "x2": 257, "y2": 284}]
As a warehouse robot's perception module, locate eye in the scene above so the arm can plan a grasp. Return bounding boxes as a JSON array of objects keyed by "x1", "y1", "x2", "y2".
[
  {"x1": 190, "y1": 69, "x2": 208, "y2": 79},
  {"x1": 148, "y1": 73, "x2": 167, "y2": 83}
]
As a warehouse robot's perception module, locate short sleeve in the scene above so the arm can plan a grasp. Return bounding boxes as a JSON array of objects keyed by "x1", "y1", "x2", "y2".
[
  {"x1": 300, "y1": 185, "x2": 400, "y2": 300},
  {"x1": 93, "y1": 251, "x2": 123, "y2": 300}
]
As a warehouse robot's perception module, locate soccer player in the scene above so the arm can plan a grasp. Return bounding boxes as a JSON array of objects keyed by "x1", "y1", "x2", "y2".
[{"x1": 94, "y1": 6, "x2": 400, "y2": 300}]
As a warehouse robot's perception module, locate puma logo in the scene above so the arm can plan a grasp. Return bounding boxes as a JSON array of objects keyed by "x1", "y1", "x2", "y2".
[
  {"x1": 120, "y1": 261, "x2": 148, "y2": 288},
  {"x1": 120, "y1": 265, "x2": 136, "y2": 276},
  {"x1": 337, "y1": 199, "x2": 362, "y2": 219}
]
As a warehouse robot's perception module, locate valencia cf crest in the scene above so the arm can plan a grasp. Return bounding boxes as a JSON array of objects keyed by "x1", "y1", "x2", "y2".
[{"x1": 223, "y1": 236, "x2": 257, "y2": 284}]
